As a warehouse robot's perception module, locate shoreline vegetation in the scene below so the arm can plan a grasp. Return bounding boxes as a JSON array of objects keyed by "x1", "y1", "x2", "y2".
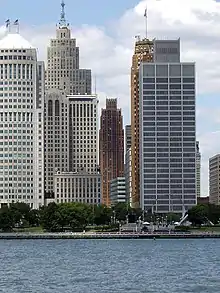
[{"x1": 1, "y1": 202, "x2": 220, "y2": 235}]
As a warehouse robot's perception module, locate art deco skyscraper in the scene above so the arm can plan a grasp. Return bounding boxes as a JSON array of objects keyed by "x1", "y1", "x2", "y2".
[
  {"x1": 131, "y1": 37, "x2": 154, "y2": 208},
  {"x1": 0, "y1": 21, "x2": 44, "y2": 209},
  {"x1": 44, "y1": 1, "x2": 92, "y2": 194},
  {"x1": 99, "y1": 99, "x2": 124, "y2": 206},
  {"x1": 46, "y1": 1, "x2": 91, "y2": 95}
]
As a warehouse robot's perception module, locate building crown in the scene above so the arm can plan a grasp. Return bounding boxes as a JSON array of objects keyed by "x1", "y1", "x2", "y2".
[{"x1": 58, "y1": 0, "x2": 69, "y2": 28}]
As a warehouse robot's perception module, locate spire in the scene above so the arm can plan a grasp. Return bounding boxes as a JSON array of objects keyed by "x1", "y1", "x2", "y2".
[{"x1": 59, "y1": 0, "x2": 68, "y2": 28}]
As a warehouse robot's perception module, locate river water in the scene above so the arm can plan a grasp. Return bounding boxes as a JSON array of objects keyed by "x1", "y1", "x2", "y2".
[{"x1": 0, "y1": 239, "x2": 220, "y2": 292}]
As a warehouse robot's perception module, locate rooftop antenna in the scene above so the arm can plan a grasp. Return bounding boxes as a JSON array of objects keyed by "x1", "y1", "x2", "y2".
[
  {"x1": 94, "y1": 74, "x2": 97, "y2": 95},
  {"x1": 144, "y1": 6, "x2": 148, "y2": 39},
  {"x1": 59, "y1": 0, "x2": 67, "y2": 27}
]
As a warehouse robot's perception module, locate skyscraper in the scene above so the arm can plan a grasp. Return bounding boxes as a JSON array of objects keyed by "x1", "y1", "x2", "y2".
[
  {"x1": 52, "y1": 94, "x2": 101, "y2": 205},
  {"x1": 196, "y1": 141, "x2": 201, "y2": 198},
  {"x1": 131, "y1": 37, "x2": 154, "y2": 208},
  {"x1": 139, "y1": 39, "x2": 196, "y2": 213},
  {"x1": 46, "y1": 1, "x2": 91, "y2": 95},
  {"x1": 0, "y1": 21, "x2": 44, "y2": 209},
  {"x1": 209, "y1": 154, "x2": 220, "y2": 205},
  {"x1": 44, "y1": 92, "x2": 100, "y2": 202},
  {"x1": 125, "y1": 125, "x2": 131, "y2": 151},
  {"x1": 99, "y1": 99, "x2": 124, "y2": 206},
  {"x1": 68, "y1": 94, "x2": 98, "y2": 173},
  {"x1": 44, "y1": 1, "x2": 92, "y2": 194},
  {"x1": 44, "y1": 89, "x2": 69, "y2": 194}
]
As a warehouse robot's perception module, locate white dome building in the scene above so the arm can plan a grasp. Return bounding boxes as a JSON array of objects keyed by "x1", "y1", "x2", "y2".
[{"x1": 0, "y1": 24, "x2": 45, "y2": 209}]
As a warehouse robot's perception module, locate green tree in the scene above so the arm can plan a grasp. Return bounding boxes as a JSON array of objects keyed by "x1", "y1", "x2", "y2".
[
  {"x1": 27, "y1": 209, "x2": 40, "y2": 227},
  {"x1": 188, "y1": 204, "x2": 209, "y2": 226},
  {"x1": 93, "y1": 205, "x2": 112, "y2": 225},
  {"x1": 0, "y1": 206, "x2": 14, "y2": 231},
  {"x1": 113, "y1": 203, "x2": 131, "y2": 222},
  {"x1": 40, "y1": 202, "x2": 62, "y2": 232},
  {"x1": 67, "y1": 203, "x2": 92, "y2": 231},
  {"x1": 166, "y1": 213, "x2": 181, "y2": 224},
  {"x1": 207, "y1": 204, "x2": 220, "y2": 224}
]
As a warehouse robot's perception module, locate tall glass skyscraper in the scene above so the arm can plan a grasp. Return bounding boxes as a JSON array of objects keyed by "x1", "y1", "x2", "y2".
[{"x1": 139, "y1": 39, "x2": 196, "y2": 214}]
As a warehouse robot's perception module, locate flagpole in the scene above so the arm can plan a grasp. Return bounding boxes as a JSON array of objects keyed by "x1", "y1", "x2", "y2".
[
  {"x1": 14, "y1": 20, "x2": 19, "y2": 33},
  {"x1": 5, "y1": 20, "x2": 10, "y2": 33},
  {"x1": 144, "y1": 8, "x2": 148, "y2": 39}
]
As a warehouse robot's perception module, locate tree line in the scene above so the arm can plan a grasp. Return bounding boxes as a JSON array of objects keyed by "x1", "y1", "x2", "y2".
[
  {"x1": 0, "y1": 202, "x2": 142, "y2": 232},
  {"x1": 0, "y1": 202, "x2": 219, "y2": 232}
]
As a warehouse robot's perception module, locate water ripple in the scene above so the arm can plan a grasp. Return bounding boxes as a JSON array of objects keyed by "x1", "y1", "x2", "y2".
[{"x1": 0, "y1": 239, "x2": 220, "y2": 292}]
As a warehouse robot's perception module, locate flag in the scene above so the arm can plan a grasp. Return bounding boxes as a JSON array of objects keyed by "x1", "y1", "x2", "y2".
[
  {"x1": 144, "y1": 8, "x2": 147, "y2": 17},
  {"x1": 14, "y1": 19, "x2": 19, "y2": 25},
  {"x1": 5, "y1": 19, "x2": 10, "y2": 28}
]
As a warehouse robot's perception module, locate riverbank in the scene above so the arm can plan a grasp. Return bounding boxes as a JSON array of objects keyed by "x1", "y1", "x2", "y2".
[{"x1": 0, "y1": 232, "x2": 220, "y2": 240}]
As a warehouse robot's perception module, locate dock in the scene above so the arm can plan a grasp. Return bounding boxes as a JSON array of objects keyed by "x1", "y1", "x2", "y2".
[{"x1": 0, "y1": 232, "x2": 220, "y2": 240}]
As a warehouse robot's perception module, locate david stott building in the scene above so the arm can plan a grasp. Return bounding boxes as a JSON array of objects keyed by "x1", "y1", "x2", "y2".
[
  {"x1": 99, "y1": 98, "x2": 124, "y2": 206},
  {"x1": 139, "y1": 39, "x2": 197, "y2": 214},
  {"x1": 0, "y1": 21, "x2": 44, "y2": 208}
]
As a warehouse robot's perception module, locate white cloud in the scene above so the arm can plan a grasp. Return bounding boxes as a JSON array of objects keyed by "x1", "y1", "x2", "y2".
[{"x1": 1, "y1": 0, "x2": 220, "y2": 196}]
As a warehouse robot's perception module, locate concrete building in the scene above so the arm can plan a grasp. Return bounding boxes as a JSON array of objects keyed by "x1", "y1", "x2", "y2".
[
  {"x1": 125, "y1": 148, "x2": 132, "y2": 205},
  {"x1": 125, "y1": 125, "x2": 131, "y2": 151},
  {"x1": 54, "y1": 170, "x2": 101, "y2": 204},
  {"x1": 44, "y1": 89, "x2": 69, "y2": 193},
  {"x1": 44, "y1": 94, "x2": 99, "y2": 203},
  {"x1": 44, "y1": 1, "x2": 94, "y2": 195},
  {"x1": 0, "y1": 22, "x2": 44, "y2": 208},
  {"x1": 110, "y1": 177, "x2": 126, "y2": 206},
  {"x1": 67, "y1": 94, "x2": 99, "y2": 173},
  {"x1": 209, "y1": 154, "x2": 220, "y2": 205},
  {"x1": 99, "y1": 98, "x2": 124, "y2": 206},
  {"x1": 131, "y1": 37, "x2": 154, "y2": 209},
  {"x1": 46, "y1": 1, "x2": 91, "y2": 95},
  {"x1": 139, "y1": 39, "x2": 197, "y2": 213},
  {"x1": 196, "y1": 141, "x2": 201, "y2": 198}
]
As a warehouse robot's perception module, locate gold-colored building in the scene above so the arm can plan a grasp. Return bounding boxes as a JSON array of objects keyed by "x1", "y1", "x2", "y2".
[{"x1": 131, "y1": 37, "x2": 154, "y2": 208}]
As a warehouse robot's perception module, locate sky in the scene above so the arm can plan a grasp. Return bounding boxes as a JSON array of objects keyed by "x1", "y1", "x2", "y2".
[{"x1": 0, "y1": 0, "x2": 220, "y2": 197}]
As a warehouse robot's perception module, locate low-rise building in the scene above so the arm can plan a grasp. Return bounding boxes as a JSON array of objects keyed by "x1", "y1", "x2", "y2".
[
  {"x1": 110, "y1": 177, "x2": 126, "y2": 206},
  {"x1": 197, "y1": 196, "x2": 209, "y2": 205},
  {"x1": 53, "y1": 169, "x2": 101, "y2": 205}
]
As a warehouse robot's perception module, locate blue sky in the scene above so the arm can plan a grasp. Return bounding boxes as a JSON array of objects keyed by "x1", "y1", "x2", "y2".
[{"x1": 0, "y1": 0, "x2": 139, "y2": 26}]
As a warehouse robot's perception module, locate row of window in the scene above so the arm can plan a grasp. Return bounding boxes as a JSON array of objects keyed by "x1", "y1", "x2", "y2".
[
  {"x1": 0, "y1": 87, "x2": 33, "y2": 91},
  {"x1": 143, "y1": 78, "x2": 195, "y2": 83},
  {"x1": 0, "y1": 55, "x2": 33, "y2": 60},
  {"x1": 0, "y1": 81, "x2": 33, "y2": 85}
]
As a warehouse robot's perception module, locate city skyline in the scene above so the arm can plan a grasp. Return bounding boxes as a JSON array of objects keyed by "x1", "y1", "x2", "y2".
[{"x1": 1, "y1": 0, "x2": 220, "y2": 196}]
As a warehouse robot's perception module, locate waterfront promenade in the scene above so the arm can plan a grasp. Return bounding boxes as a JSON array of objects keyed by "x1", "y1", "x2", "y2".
[{"x1": 0, "y1": 232, "x2": 220, "y2": 240}]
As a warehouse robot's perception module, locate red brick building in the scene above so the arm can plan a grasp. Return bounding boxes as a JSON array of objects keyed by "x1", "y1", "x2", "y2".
[{"x1": 99, "y1": 99, "x2": 124, "y2": 206}]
